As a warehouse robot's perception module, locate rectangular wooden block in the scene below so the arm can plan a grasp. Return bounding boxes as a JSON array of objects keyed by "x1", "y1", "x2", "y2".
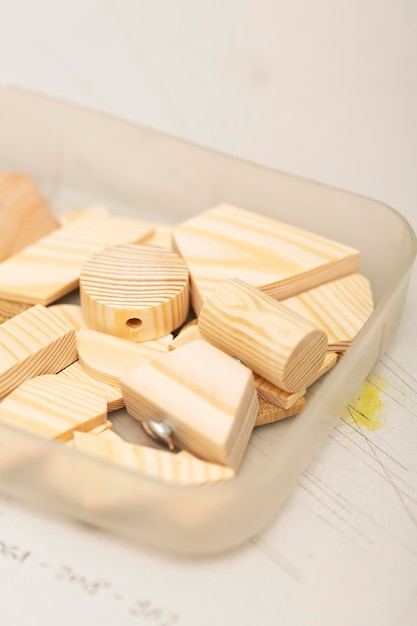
[
  {"x1": 0, "y1": 213, "x2": 154, "y2": 305},
  {"x1": 0, "y1": 304, "x2": 78, "y2": 400},
  {"x1": 173, "y1": 204, "x2": 360, "y2": 314},
  {"x1": 57, "y1": 361, "x2": 124, "y2": 412},
  {"x1": 0, "y1": 172, "x2": 59, "y2": 261},
  {"x1": 0, "y1": 375, "x2": 107, "y2": 442}
]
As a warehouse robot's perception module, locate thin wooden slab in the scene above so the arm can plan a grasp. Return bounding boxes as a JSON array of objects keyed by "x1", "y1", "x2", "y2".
[
  {"x1": 0, "y1": 304, "x2": 78, "y2": 400},
  {"x1": 57, "y1": 362, "x2": 124, "y2": 412},
  {"x1": 173, "y1": 203, "x2": 360, "y2": 314},
  {"x1": 282, "y1": 273, "x2": 374, "y2": 351},
  {"x1": 0, "y1": 299, "x2": 33, "y2": 324},
  {"x1": 255, "y1": 396, "x2": 306, "y2": 426},
  {"x1": 0, "y1": 172, "x2": 58, "y2": 261},
  {"x1": 73, "y1": 432, "x2": 235, "y2": 486},
  {"x1": 0, "y1": 375, "x2": 107, "y2": 442},
  {"x1": 80, "y1": 243, "x2": 189, "y2": 342},
  {"x1": 120, "y1": 339, "x2": 259, "y2": 470},
  {"x1": 0, "y1": 214, "x2": 153, "y2": 305}
]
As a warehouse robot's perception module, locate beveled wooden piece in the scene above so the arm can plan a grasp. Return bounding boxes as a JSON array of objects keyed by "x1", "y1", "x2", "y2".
[
  {"x1": 0, "y1": 172, "x2": 58, "y2": 261},
  {"x1": 140, "y1": 224, "x2": 173, "y2": 249},
  {"x1": 0, "y1": 299, "x2": 33, "y2": 324},
  {"x1": 120, "y1": 339, "x2": 259, "y2": 469},
  {"x1": 199, "y1": 279, "x2": 328, "y2": 393},
  {"x1": 282, "y1": 273, "x2": 374, "y2": 351},
  {"x1": 47, "y1": 304, "x2": 87, "y2": 331},
  {"x1": 73, "y1": 432, "x2": 235, "y2": 486},
  {"x1": 173, "y1": 203, "x2": 360, "y2": 314},
  {"x1": 0, "y1": 375, "x2": 107, "y2": 442},
  {"x1": 80, "y1": 244, "x2": 190, "y2": 342},
  {"x1": 0, "y1": 304, "x2": 77, "y2": 400},
  {"x1": 0, "y1": 214, "x2": 153, "y2": 305}
]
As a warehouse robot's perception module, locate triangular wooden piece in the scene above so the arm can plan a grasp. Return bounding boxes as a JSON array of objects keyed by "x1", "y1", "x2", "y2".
[
  {"x1": 0, "y1": 375, "x2": 107, "y2": 441},
  {"x1": 0, "y1": 172, "x2": 58, "y2": 261},
  {"x1": 173, "y1": 204, "x2": 360, "y2": 314},
  {"x1": 0, "y1": 304, "x2": 77, "y2": 400},
  {"x1": 255, "y1": 396, "x2": 306, "y2": 426},
  {"x1": 57, "y1": 362, "x2": 124, "y2": 412},
  {"x1": 0, "y1": 214, "x2": 153, "y2": 305}
]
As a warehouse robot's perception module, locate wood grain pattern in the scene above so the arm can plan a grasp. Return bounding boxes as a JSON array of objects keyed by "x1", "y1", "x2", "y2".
[
  {"x1": 73, "y1": 432, "x2": 235, "y2": 485},
  {"x1": 0, "y1": 375, "x2": 107, "y2": 442},
  {"x1": 253, "y1": 374, "x2": 306, "y2": 409},
  {"x1": 0, "y1": 304, "x2": 78, "y2": 400},
  {"x1": 47, "y1": 304, "x2": 87, "y2": 331},
  {"x1": 0, "y1": 299, "x2": 33, "y2": 324},
  {"x1": 169, "y1": 323, "x2": 202, "y2": 350},
  {"x1": 199, "y1": 278, "x2": 328, "y2": 393},
  {"x1": 77, "y1": 328, "x2": 163, "y2": 388},
  {"x1": 0, "y1": 172, "x2": 58, "y2": 261},
  {"x1": 57, "y1": 361, "x2": 124, "y2": 412},
  {"x1": 282, "y1": 273, "x2": 374, "y2": 351},
  {"x1": 255, "y1": 396, "x2": 306, "y2": 426},
  {"x1": 172, "y1": 203, "x2": 360, "y2": 314},
  {"x1": 120, "y1": 339, "x2": 259, "y2": 469},
  {"x1": 80, "y1": 243, "x2": 190, "y2": 341},
  {"x1": 140, "y1": 224, "x2": 173, "y2": 249},
  {"x1": 59, "y1": 205, "x2": 109, "y2": 225},
  {"x1": 0, "y1": 214, "x2": 153, "y2": 305}
]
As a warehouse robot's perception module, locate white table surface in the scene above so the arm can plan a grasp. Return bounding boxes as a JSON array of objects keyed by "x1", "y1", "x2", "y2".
[{"x1": 0, "y1": 2, "x2": 416, "y2": 625}]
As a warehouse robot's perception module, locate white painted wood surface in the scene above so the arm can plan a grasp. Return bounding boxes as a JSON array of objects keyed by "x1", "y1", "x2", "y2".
[{"x1": 0, "y1": 2, "x2": 415, "y2": 626}]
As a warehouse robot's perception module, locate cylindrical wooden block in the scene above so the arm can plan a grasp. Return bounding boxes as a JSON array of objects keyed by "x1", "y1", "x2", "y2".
[
  {"x1": 198, "y1": 279, "x2": 328, "y2": 393},
  {"x1": 80, "y1": 244, "x2": 189, "y2": 342}
]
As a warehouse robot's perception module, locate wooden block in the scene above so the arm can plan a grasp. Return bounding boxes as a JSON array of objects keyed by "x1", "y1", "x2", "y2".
[
  {"x1": 282, "y1": 273, "x2": 374, "y2": 350},
  {"x1": 73, "y1": 432, "x2": 235, "y2": 486},
  {"x1": 80, "y1": 243, "x2": 190, "y2": 342},
  {"x1": 57, "y1": 361, "x2": 124, "y2": 412},
  {"x1": 169, "y1": 323, "x2": 202, "y2": 350},
  {"x1": 47, "y1": 304, "x2": 87, "y2": 331},
  {"x1": 120, "y1": 339, "x2": 259, "y2": 470},
  {"x1": 199, "y1": 279, "x2": 328, "y2": 393},
  {"x1": 306, "y1": 351, "x2": 338, "y2": 386},
  {"x1": 140, "y1": 225, "x2": 173, "y2": 249},
  {"x1": 253, "y1": 374, "x2": 305, "y2": 409},
  {"x1": 0, "y1": 375, "x2": 107, "y2": 442},
  {"x1": 0, "y1": 299, "x2": 33, "y2": 324},
  {"x1": 255, "y1": 396, "x2": 306, "y2": 426},
  {"x1": 0, "y1": 214, "x2": 153, "y2": 305},
  {"x1": 172, "y1": 203, "x2": 360, "y2": 314},
  {"x1": 0, "y1": 172, "x2": 58, "y2": 261},
  {"x1": 59, "y1": 205, "x2": 109, "y2": 225},
  {"x1": 77, "y1": 328, "x2": 163, "y2": 388},
  {"x1": 0, "y1": 304, "x2": 78, "y2": 400}
]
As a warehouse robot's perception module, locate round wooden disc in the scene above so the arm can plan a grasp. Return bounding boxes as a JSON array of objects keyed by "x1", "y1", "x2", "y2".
[{"x1": 80, "y1": 244, "x2": 189, "y2": 342}]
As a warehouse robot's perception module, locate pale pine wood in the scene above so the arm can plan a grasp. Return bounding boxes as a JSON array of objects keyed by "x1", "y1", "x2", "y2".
[
  {"x1": 0, "y1": 304, "x2": 78, "y2": 400},
  {"x1": 172, "y1": 203, "x2": 360, "y2": 314},
  {"x1": 0, "y1": 214, "x2": 154, "y2": 305},
  {"x1": 306, "y1": 351, "x2": 338, "y2": 386},
  {"x1": 47, "y1": 304, "x2": 87, "y2": 330},
  {"x1": 0, "y1": 375, "x2": 107, "y2": 442},
  {"x1": 169, "y1": 323, "x2": 202, "y2": 350},
  {"x1": 282, "y1": 273, "x2": 374, "y2": 351},
  {"x1": 0, "y1": 299, "x2": 33, "y2": 324},
  {"x1": 0, "y1": 172, "x2": 58, "y2": 261},
  {"x1": 59, "y1": 205, "x2": 109, "y2": 225},
  {"x1": 120, "y1": 339, "x2": 259, "y2": 470},
  {"x1": 140, "y1": 225, "x2": 174, "y2": 249},
  {"x1": 57, "y1": 361, "x2": 124, "y2": 412},
  {"x1": 253, "y1": 374, "x2": 306, "y2": 409},
  {"x1": 80, "y1": 243, "x2": 190, "y2": 342},
  {"x1": 199, "y1": 279, "x2": 328, "y2": 393},
  {"x1": 73, "y1": 432, "x2": 235, "y2": 486},
  {"x1": 255, "y1": 396, "x2": 306, "y2": 426},
  {"x1": 77, "y1": 328, "x2": 163, "y2": 388}
]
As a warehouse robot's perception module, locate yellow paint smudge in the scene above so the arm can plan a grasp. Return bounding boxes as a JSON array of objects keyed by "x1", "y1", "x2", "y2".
[{"x1": 343, "y1": 375, "x2": 388, "y2": 431}]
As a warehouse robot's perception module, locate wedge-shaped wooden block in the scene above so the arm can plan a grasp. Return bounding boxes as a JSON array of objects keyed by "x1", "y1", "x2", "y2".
[
  {"x1": 0, "y1": 304, "x2": 78, "y2": 400},
  {"x1": 0, "y1": 214, "x2": 153, "y2": 305},
  {"x1": 0, "y1": 172, "x2": 58, "y2": 261},
  {"x1": 57, "y1": 362, "x2": 124, "y2": 412},
  {"x1": 47, "y1": 304, "x2": 87, "y2": 331},
  {"x1": 282, "y1": 273, "x2": 374, "y2": 351},
  {"x1": 77, "y1": 328, "x2": 163, "y2": 388},
  {"x1": 80, "y1": 243, "x2": 189, "y2": 342},
  {"x1": 199, "y1": 279, "x2": 328, "y2": 393},
  {"x1": 172, "y1": 203, "x2": 360, "y2": 314},
  {"x1": 0, "y1": 299, "x2": 33, "y2": 324},
  {"x1": 73, "y1": 432, "x2": 235, "y2": 486},
  {"x1": 169, "y1": 323, "x2": 202, "y2": 350},
  {"x1": 0, "y1": 375, "x2": 107, "y2": 441},
  {"x1": 140, "y1": 224, "x2": 173, "y2": 249},
  {"x1": 255, "y1": 396, "x2": 306, "y2": 426},
  {"x1": 120, "y1": 339, "x2": 259, "y2": 470}
]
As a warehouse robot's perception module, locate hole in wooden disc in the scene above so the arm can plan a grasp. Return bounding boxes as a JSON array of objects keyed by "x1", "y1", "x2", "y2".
[{"x1": 126, "y1": 317, "x2": 143, "y2": 330}]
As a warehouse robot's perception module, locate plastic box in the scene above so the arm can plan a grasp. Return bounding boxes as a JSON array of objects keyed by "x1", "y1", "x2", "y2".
[{"x1": 0, "y1": 88, "x2": 415, "y2": 556}]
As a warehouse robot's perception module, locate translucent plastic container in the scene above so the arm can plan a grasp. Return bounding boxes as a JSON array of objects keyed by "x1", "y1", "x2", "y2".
[{"x1": 0, "y1": 87, "x2": 415, "y2": 556}]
